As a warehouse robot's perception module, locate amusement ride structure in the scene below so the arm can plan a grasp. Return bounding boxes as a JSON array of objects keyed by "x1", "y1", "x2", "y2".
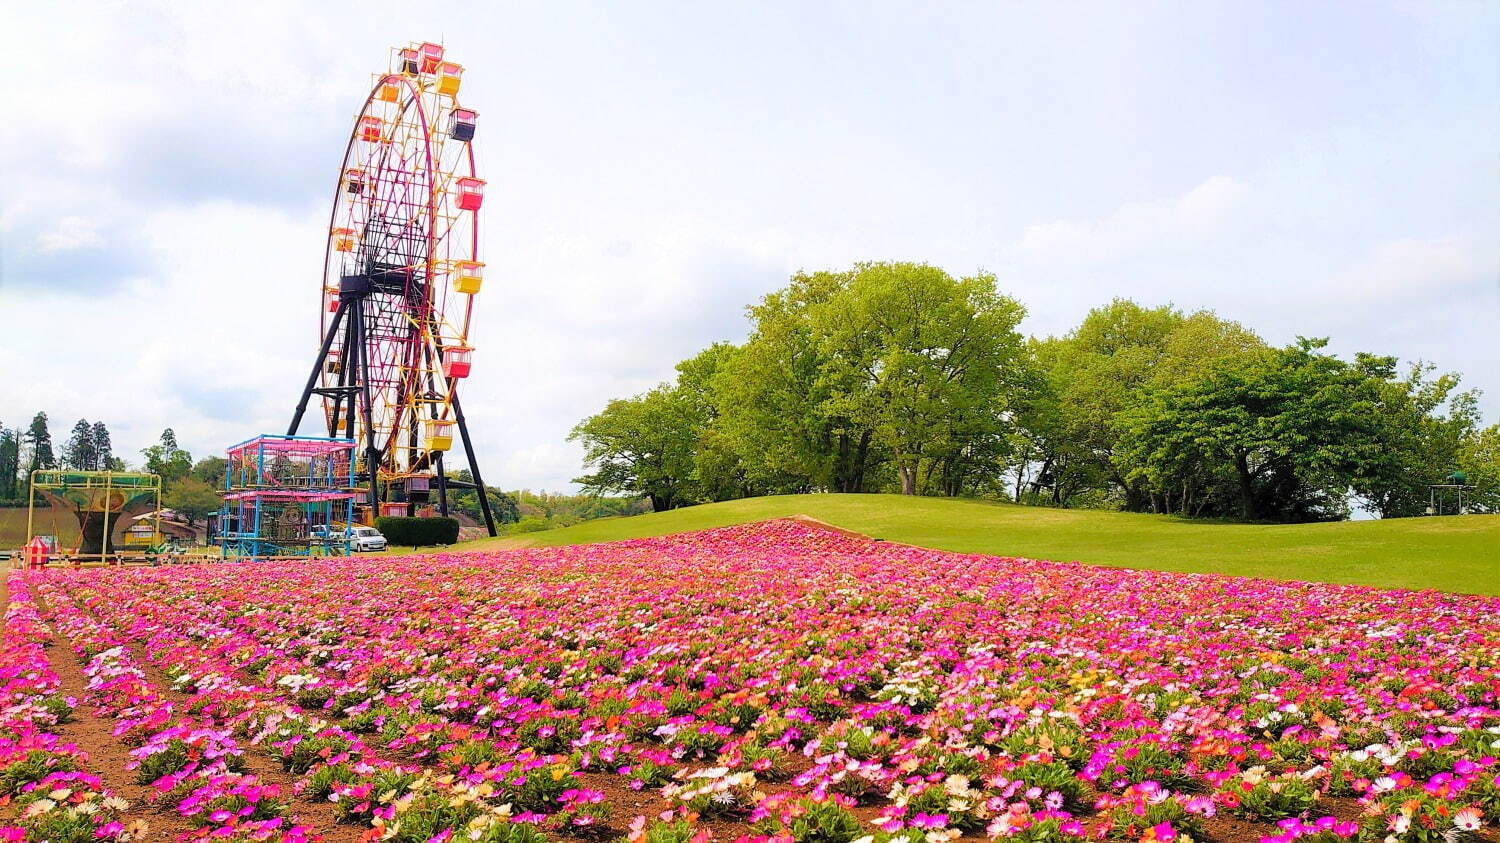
[
  {"x1": 25, "y1": 470, "x2": 162, "y2": 561},
  {"x1": 286, "y1": 40, "x2": 497, "y2": 536}
]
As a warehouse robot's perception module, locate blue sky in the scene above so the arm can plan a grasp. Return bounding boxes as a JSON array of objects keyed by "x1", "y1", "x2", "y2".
[{"x1": 2, "y1": 0, "x2": 1496, "y2": 491}]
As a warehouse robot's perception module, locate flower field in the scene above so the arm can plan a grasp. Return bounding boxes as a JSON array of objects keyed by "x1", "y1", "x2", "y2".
[{"x1": 3, "y1": 519, "x2": 1498, "y2": 843}]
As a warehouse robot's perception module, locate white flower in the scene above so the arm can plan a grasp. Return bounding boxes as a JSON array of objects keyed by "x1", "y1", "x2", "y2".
[
  {"x1": 22, "y1": 799, "x2": 56, "y2": 817},
  {"x1": 1453, "y1": 808, "x2": 1482, "y2": 831},
  {"x1": 943, "y1": 775, "x2": 971, "y2": 797}
]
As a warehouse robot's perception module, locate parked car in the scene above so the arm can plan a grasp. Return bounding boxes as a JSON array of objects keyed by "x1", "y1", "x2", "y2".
[
  {"x1": 349, "y1": 526, "x2": 388, "y2": 552},
  {"x1": 312, "y1": 525, "x2": 388, "y2": 552}
]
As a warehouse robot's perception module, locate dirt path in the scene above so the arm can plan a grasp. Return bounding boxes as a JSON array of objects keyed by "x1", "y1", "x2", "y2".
[
  {"x1": 62, "y1": 580, "x2": 364, "y2": 843},
  {"x1": 117, "y1": 640, "x2": 363, "y2": 842},
  {"x1": 23, "y1": 570, "x2": 361, "y2": 842},
  {"x1": 6, "y1": 568, "x2": 188, "y2": 836}
]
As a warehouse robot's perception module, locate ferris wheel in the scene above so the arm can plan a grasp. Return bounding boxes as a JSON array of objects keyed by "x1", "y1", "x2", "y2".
[{"x1": 288, "y1": 40, "x2": 497, "y2": 535}]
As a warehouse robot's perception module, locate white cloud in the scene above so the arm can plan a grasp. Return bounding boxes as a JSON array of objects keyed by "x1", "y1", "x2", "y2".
[
  {"x1": 499, "y1": 442, "x2": 587, "y2": 493},
  {"x1": 1015, "y1": 176, "x2": 1253, "y2": 264},
  {"x1": 34, "y1": 217, "x2": 104, "y2": 253},
  {"x1": 1330, "y1": 236, "x2": 1498, "y2": 298},
  {"x1": 0, "y1": 201, "x2": 322, "y2": 459}
]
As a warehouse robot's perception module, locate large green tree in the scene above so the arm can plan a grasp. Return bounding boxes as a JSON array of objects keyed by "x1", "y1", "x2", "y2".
[
  {"x1": 163, "y1": 477, "x2": 220, "y2": 528},
  {"x1": 708, "y1": 263, "x2": 1028, "y2": 496},
  {"x1": 571, "y1": 384, "x2": 700, "y2": 511},
  {"x1": 675, "y1": 343, "x2": 753, "y2": 502},
  {"x1": 1456, "y1": 424, "x2": 1500, "y2": 513},
  {"x1": 1019, "y1": 301, "x2": 1263, "y2": 510},
  {"x1": 189, "y1": 456, "x2": 229, "y2": 486},
  {"x1": 811, "y1": 262, "x2": 1027, "y2": 495},
  {"x1": 1008, "y1": 337, "x2": 1111, "y2": 506},
  {"x1": 23, "y1": 413, "x2": 55, "y2": 484},
  {"x1": 91, "y1": 422, "x2": 121, "y2": 471},
  {"x1": 62, "y1": 418, "x2": 98, "y2": 470},
  {"x1": 1115, "y1": 339, "x2": 1387, "y2": 521},
  {"x1": 1343, "y1": 358, "x2": 1481, "y2": 518},
  {"x1": 713, "y1": 269, "x2": 875, "y2": 494},
  {"x1": 0, "y1": 425, "x2": 20, "y2": 499}
]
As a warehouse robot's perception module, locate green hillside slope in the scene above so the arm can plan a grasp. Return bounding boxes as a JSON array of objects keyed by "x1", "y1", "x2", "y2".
[{"x1": 448, "y1": 494, "x2": 1499, "y2": 595}]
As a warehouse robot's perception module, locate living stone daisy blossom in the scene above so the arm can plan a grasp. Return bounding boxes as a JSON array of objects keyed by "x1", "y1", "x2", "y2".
[{"x1": 9, "y1": 519, "x2": 1499, "y2": 842}]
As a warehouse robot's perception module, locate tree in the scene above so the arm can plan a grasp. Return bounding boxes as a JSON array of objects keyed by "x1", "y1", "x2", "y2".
[
  {"x1": 1018, "y1": 301, "x2": 1264, "y2": 511},
  {"x1": 1007, "y1": 338, "x2": 1107, "y2": 506},
  {"x1": 1457, "y1": 424, "x2": 1500, "y2": 513},
  {"x1": 811, "y1": 262, "x2": 1028, "y2": 495},
  {"x1": 62, "y1": 419, "x2": 98, "y2": 470},
  {"x1": 23, "y1": 413, "x2": 55, "y2": 482},
  {"x1": 714, "y1": 269, "x2": 877, "y2": 494},
  {"x1": 674, "y1": 343, "x2": 750, "y2": 502},
  {"x1": 0, "y1": 425, "x2": 20, "y2": 499},
  {"x1": 163, "y1": 477, "x2": 220, "y2": 528},
  {"x1": 141, "y1": 428, "x2": 193, "y2": 484},
  {"x1": 706, "y1": 263, "x2": 1029, "y2": 497},
  {"x1": 443, "y1": 470, "x2": 521, "y2": 525},
  {"x1": 571, "y1": 384, "x2": 701, "y2": 511},
  {"x1": 1115, "y1": 339, "x2": 1386, "y2": 522},
  {"x1": 91, "y1": 422, "x2": 116, "y2": 471},
  {"x1": 1345, "y1": 358, "x2": 1480, "y2": 518},
  {"x1": 189, "y1": 456, "x2": 228, "y2": 486}
]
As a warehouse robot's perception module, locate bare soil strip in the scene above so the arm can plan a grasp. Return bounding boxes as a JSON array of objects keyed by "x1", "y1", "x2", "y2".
[{"x1": 30, "y1": 575, "x2": 361, "y2": 842}]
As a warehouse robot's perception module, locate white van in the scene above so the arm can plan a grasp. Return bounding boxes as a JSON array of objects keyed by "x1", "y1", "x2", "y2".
[
  {"x1": 348, "y1": 526, "x2": 388, "y2": 552},
  {"x1": 313, "y1": 525, "x2": 388, "y2": 552}
]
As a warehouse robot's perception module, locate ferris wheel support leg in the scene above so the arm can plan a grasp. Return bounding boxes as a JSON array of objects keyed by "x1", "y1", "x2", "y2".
[
  {"x1": 331, "y1": 319, "x2": 356, "y2": 438},
  {"x1": 450, "y1": 392, "x2": 497, "y2": 537},
  {"x1": 288, "y1": 300, "x2": 350, "y2": 436},
  {"x1": 351, "y1": 299, "x2": 382, "y2": 511},
  {"x1": 434, "y1": 451, "x2": 451, "y2": 517}
]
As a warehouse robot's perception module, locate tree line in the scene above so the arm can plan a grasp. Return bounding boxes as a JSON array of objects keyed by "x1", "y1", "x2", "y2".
[
  {"x1": 3, "y1": 412, "x2": 650, "y2": 536},
  {"x1": 571, "y1": 262, "x2": 1498, "y2": 521},
  {"x1": 1, "y1": 416, "x2": 222, "y2": 530},
  {"x1": 440, "y1": 469, "x2": 652, "y2": 533},
  {"x1": 0, "y1": 412, "x2": 122, "y2": 501}
]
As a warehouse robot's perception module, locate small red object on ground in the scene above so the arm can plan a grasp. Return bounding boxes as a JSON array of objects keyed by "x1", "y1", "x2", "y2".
[{"x1": 25, "y1": 536, "x2": 49, "y2": 569}]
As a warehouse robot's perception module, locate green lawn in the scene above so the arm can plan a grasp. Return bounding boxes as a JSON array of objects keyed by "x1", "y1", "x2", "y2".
[{"x1": 442, "y1": 494, "x2": 1499, "y2": 595}]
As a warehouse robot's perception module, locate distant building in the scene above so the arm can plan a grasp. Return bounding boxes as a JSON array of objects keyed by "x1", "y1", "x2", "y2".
[{"x1": 127, "y1": 510, "x2": 201, "y2": 545}]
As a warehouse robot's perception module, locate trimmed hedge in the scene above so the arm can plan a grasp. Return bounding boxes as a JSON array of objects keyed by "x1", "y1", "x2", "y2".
[{"x1": 374, "y1": 516, "x2": 460, "y2": 547}]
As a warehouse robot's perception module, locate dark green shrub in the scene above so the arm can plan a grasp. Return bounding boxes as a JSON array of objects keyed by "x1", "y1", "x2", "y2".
[{"x1": 375, "y1": 516, "x2": 460, "y2": 546}]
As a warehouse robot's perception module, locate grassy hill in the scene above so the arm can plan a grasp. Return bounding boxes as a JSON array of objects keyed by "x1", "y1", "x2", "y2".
[
  {"x1": 447, "y1": 494, "x2": 1499, "y2": 595},
  {"x1": 0, "y1": 505, "x2": 81, "y2": 549}
]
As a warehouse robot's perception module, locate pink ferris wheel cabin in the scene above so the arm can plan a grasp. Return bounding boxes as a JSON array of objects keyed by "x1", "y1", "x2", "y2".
[{"x1": 455, "y1": 177, "x2": 485, "y2": 211}]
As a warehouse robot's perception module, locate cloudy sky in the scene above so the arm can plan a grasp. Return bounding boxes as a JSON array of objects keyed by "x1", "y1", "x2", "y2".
[{"x1": 3, "y1": 1, "x2": 1497, "y2": 492}]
